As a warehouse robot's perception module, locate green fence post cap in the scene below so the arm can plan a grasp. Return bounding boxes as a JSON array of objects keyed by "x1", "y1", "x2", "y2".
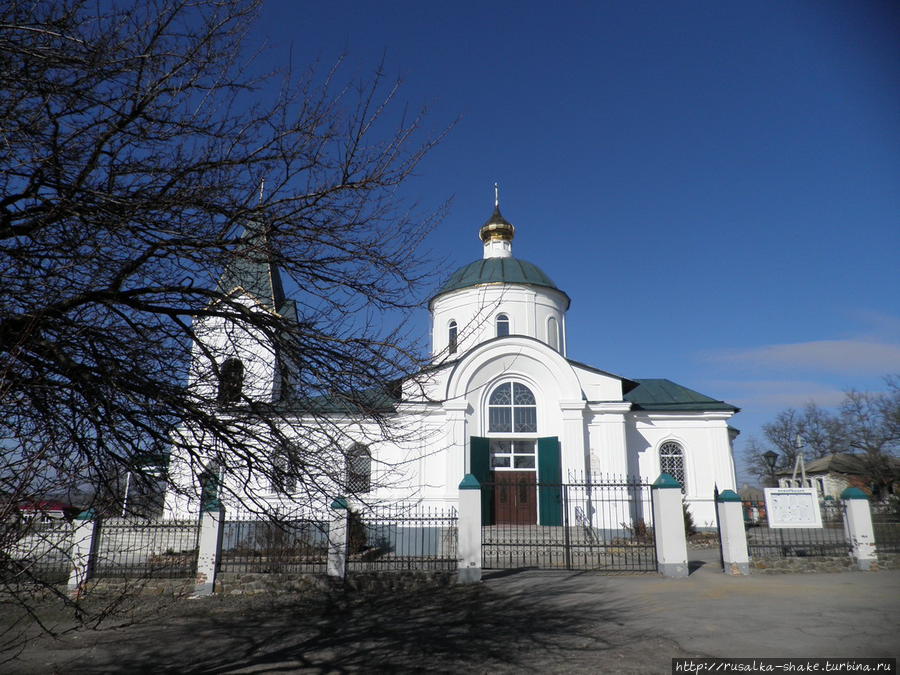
[
  {"x1": 652, "y1": 473, "x2": 682, "y2": 489},
  {"x1": 717, "y1": 489, "x2": 742, "y2": 502},
  {"x1": 331, "y1": 496, "x2": 349, "y2": 510},
  {"x1": 459, "y1": 474, "x2": 481, "y2": 490},
  {"x1": 840, "y1": 487, "x2": 869, "y2": 500},
  {"x1": 75, "y1": 508, "x2": 95, "y2": 521}
]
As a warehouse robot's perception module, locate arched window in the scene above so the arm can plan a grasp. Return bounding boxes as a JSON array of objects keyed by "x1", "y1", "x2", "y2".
[
  {"x1": 659, "y1": 441, "x2": 686, "y2": 492},
  {"x1": 496, "y1": 313, "x2": 510, "y2": 337},
  {"x1": 547, "y1": 316, "x2": 559, "y2": 352},
  {"x1": 218, "y1": 358, "x2": 244, "y2": 404},
  {"x1": 347, "y1": 443, "x2": 371, "y2": 494},
  {"x1": 198, "y1": 463, "x2": 221, "y2": 511},
  {"x1": 448, "y1": 320, "x2": 458, "y2": 355},
  {"x1": 271, "y1": 441, "x2": 298, "y2": 494},
  {"x1": 488, "y1": 382, "x2": 537, "y2": 433}
]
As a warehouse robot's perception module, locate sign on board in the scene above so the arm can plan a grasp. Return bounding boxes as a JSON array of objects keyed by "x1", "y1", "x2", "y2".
[{"x1": 763, "y1": 487, "x2": 823, "y2": 529}]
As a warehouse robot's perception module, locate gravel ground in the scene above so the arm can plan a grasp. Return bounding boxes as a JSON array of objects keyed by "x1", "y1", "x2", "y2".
[{"x1": 3, "y1": 554, "x2": 898, "y2": 674}]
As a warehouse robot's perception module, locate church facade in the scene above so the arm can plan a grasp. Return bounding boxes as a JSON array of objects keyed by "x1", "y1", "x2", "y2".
[{"x1": 163, "y1": 200, "x2": 740, "y2": 528}]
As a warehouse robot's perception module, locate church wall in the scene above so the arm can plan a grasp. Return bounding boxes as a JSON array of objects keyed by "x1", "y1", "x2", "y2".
[
  {"x1": 627, "y1": 413, "x2": 736, "y2": 528},
  {"x1": 190, "y1": 298, "x2": 281, "y2": 404},
  {"x1": 430, "y1": 285, "x2": 568, "y2": 359}
]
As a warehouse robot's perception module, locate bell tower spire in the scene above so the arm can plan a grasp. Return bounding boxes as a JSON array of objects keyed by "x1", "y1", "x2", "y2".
[{"x1": 479, "y1": 183, "x2": 515, "y2": 259}]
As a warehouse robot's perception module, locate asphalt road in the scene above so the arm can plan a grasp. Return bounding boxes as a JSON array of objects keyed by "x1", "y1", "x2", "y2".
[{"x1": 5, "y1": 551, "x2": 899, "y2": 674}]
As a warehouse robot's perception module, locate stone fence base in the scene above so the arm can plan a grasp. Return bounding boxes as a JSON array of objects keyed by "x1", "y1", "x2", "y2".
[{"x1": 751, "y1": 553, "x2": 899, "y2": 574}]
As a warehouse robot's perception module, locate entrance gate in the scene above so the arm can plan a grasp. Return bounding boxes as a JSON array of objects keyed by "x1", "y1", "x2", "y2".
[{"x1": 481, "y1": 478, "x2": 657, "y2": 572}]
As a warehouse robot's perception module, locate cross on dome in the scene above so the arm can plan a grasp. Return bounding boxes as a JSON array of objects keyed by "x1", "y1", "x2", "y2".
[{"x1": 479, "y1": 183, "x2": 515, "y2": 258}]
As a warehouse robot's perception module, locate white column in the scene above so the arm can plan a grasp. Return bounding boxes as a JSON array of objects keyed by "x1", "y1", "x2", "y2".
[
  {"x1": 559, "y1": 400, "x2": 587, "y2": 479},
  {"x1": 842, "y1": 488, "x2": 877, "y2": 571},
  {"x1": 444, "y1": 400, "x2": 469, "y2": 486},
  {"x1": 716, "y1": 489, "x2": 750, "y2": 575},
  {"x1": 68, "y1": 516, "x2": 100, "y2": 596},
  {"x1": 193, "y1": 506, "x2": 224, "y2": 596},
  {"x1": 457, "y1": 474, "x2": 482, "y2": 584},
  {"x1": 327, "y1": 497, "x2": 349, "y2": 579},
  {"x1": 587, "y1": 402, "x2": 631, "y2": 478},
  {"x1": 651, "y1": 473, "x2": 688, "y2": 578}
]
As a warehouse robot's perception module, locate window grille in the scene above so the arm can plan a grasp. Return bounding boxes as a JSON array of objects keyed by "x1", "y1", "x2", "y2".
[
  {"x1": 488, "y1": 382, "x2": 537, "y2": 433},
  {"x1": 347, "y1": 443, "x2": 371, "y2": 494},
  {"x1": 659, "y1": 441, "x2": 686, "y2": 493}
]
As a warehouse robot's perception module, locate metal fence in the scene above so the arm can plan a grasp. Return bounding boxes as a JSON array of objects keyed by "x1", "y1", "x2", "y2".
[
  {"x1": 482, "y1": 477, "x2": 657, "y2": 572},
  {"x1": 872, "y1": 502, "x2": 900, "y2": 553},
  {"x1": 2, "y1": 520, "x2": 73, "y2": 585},
  {"x1": 346, "y1": 505, "x2": 458, "y2": 572},
  {"x1": 93, "y1": 518, "x2": 199, "y2": 579},
  {"x1": 219, "y1": 518, "x2": 327, "y2": 574},
  {"x1": 744, "y1": 500, "x2": 850, "y2": 559}
]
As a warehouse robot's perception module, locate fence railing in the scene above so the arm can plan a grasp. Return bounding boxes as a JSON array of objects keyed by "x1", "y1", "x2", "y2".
[
  {"x1": 218, "y1": 518, "x2": 327, "y2": 574},
  {"x1": 93, "y1": 518, "x2": 199, "y2": 579},
  {"x1": 346, "y1": 505, "x2": 458, "y2": 572},
  {"x1": 481, "y1": 478, "x2": 657, "y2": 572},
  {"x1": 744, "y1": 500, "x2": 850, "y2": 559},
  {"x1": 872, "y1": 504, "x2": 900, "y2": 553},
  {"x1": 2, "y1": 520, "x2": 73, "y2": 585}
]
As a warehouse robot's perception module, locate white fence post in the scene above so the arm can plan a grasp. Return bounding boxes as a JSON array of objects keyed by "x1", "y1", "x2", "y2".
[
  {"x1": 327, "y1": 497, "x2": 349, "y2": 580},
  {"x1": 457, "y1": 474, "x2": 482, "y2": 583},
  {"x1": 68, "y1": 513, "x2": 100, "y2": 596},
  {"x1": 716, "y1": 489, "x2": 750, "y2": 575},
  {"x1": 842, "y1": 487, "x2": 877, "y2": 571},
  {"x1": 651, "y1": 473, "x2": 688, "y2": 578},
  {"x1": 193, "y1": 505, "x2": 225, "y2": 596}
]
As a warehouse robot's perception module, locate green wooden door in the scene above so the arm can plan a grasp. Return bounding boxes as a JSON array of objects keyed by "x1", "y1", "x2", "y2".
[
  {"x1": 470, "y1": 436, "x2": 493, "y2": 525},
  {"x1": 538, "y1": 436, "x2": 562, "y2": 526}
]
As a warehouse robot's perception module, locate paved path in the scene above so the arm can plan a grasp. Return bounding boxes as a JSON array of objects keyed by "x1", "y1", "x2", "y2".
[{"x1": 7, "y1": 555, "x2": 900, "y2": 674}]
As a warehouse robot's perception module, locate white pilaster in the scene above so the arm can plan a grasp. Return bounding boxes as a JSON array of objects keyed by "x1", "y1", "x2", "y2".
[
  {"x1": 842, "y1": 488, "x2": 877, "y2": 571},
  {"x1": 457, "y1": 474, "x2": 482, "y2": 583},
  {"x1": 651, "y1": 474, "x2": 689, "y2": 578},
  {"x1": 559, "y1": 399, "x2": 587, "y2": 478},
  {"x1": 327, "y1": 498, "x2": 349, "y2": 579},
  {"x1": 194, "y1": 506, "x2": 225, "y2": 596},
  {"x1": 68, "y1": 517, "x2": 100, "y2": 596},
  {"x1": 716, "y1": 490, "x2": 750, "y2": 575},
  {"x1": 444, "y1": 400, "x2": 469, "y2": 487}
]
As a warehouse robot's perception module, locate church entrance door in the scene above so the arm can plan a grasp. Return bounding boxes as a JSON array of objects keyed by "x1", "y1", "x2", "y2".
[{"x1": 493, "y1": 471, "x2": 537, "y2": 524}]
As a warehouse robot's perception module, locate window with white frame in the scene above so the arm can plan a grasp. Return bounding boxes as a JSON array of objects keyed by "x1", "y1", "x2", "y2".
[
  {"x1": 488, "y1": 382, "x2": 537, "y2": 433},
  {"x1": 496, "y1": 313, "x2": 510, "y2": 337},
  {"x1": 659, "y1": 441, "x2": 686, "y2": 493},
  {"x1": 218, "y1": 357, "x2": 244, "y2": 404},
  {"x1": 490, "y1": 439, "x2": 536, "y2": 470},
  {"x1": 448, "y1": 320, "x2": 458, "y2": 355},
  {"x1": 271, "y1": 441, "x2": 297, "y2": 494},
  {"x1": 347, "y1": 443, "x2": 371, "y2": 494}
]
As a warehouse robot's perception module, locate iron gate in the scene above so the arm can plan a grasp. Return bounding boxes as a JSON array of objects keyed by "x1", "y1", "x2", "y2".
[{"x1": 481, "y1": 478, "x2": 657, "y2": 572}]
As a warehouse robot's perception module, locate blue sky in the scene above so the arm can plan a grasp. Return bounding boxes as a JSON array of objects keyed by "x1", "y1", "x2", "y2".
[{"x1": 254, "y1": 1, "x2": 900, "y2": 483}]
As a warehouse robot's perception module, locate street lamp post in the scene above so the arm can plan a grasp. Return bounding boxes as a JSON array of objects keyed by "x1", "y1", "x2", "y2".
[{"x1": 763, "y1": 450, "x2": 778, "y2": 487}]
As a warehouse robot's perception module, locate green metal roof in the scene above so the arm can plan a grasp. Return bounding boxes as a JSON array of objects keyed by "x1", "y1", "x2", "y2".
[
  {"x1": 217, "y1": 221, "x2": 286, "y2": 310},
  {"x1": 432, "y1": 257, "x2": 569, "y2": 306},
  {"x1": 625, "y1": 378, "x2": 739, "y2": 412}
]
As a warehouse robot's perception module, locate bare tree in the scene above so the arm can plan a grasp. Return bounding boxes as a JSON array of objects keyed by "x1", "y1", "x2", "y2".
[
  {"x1": 0, "y1": 0, "x2": 446, "y2": 634},
  {"x1": 840, "y1": 377, "x2": 900, "y2": 498},
  {"x1": 743, "y1": 378, "x2": 899, "y2": 494}
]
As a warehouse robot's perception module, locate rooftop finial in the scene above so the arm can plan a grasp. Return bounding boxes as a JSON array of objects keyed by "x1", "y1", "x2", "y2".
[
  {"x1": 494, "y1": 182, "x2": 499, "y2": 209},
  {"x1": 258, "y1": 178, "x2": 265, "y2": 204}
]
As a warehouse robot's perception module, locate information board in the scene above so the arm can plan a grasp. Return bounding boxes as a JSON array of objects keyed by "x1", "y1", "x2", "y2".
[{"x1": 763, "y1": 487, "x2": 823, "y2": 529}]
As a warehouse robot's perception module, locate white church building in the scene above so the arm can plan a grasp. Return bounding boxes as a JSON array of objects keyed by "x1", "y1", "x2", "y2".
[{"x1": 163, "y1": 198, "x2": 740, "y2": 528}]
